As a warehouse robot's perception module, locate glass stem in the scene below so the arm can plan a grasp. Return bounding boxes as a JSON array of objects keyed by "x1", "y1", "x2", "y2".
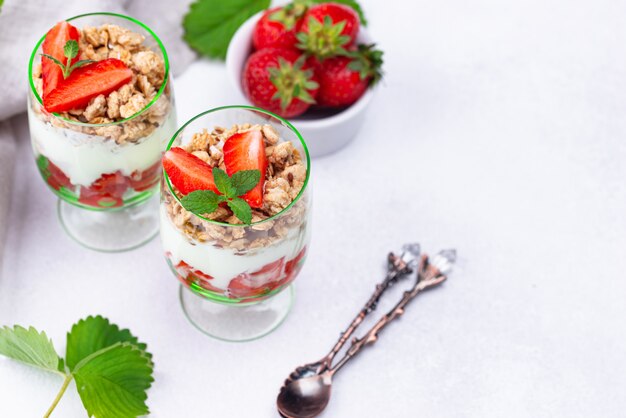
[{"x1": 44, "y1": 374, "x2": 73, "y2": 418}]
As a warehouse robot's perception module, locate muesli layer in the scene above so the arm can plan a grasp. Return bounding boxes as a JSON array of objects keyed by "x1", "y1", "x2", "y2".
[
  {"x1": 162, "y1": 123, "x2": 308, "y2": 252},
  {"x1": 31, "y1": 23, "x2": 172, "y2": 144}
]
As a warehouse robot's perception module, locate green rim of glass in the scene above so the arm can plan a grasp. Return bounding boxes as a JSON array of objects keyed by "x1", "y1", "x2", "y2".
[
  {"x1": 164, "y1": 105, "x2": 311, "y2": 228},
  {"x1": 27, "y1": 12, "x2": 170, "y2": 128}
]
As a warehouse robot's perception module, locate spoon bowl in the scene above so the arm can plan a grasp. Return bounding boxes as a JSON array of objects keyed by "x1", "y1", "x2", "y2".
[{"x1": 277, "y1": 370, "x2": 333, "y2": 418}]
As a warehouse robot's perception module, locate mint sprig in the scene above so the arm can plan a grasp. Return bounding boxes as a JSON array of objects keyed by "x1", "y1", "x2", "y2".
[
  {"x1": 42, "y1": 40, "x2": 93, "y2": 79},
  {"x1": 180, "y1": 167, "x2": 261, "y2": 224},
  {"x1": 0, "y1": 316, "x2": 154, "y2": 418}
]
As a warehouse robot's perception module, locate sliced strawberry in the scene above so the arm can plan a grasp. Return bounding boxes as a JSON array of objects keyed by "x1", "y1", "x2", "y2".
[
  {"x1": 173, "y1": 259, "x2": 222, "y2": 293},
  {"x1": 228, "y1": 258, "x2": 286, "y2": 299},
  {"x1": 284, "y1": 246, "x2": 307, "y2": 278},
  {"x1": 162, "y1": 147, "x2": 218, "y2": 195},
  {"x1": 43, "y1": 59, "x2": 133, "y2": 113},
  {"x1": 41, "y1": 21, "x2": 80, "y2": 99},
  {"x1": 223, "y1": 130, "x2": 267, "y2": 208},
  {"x1": 78, "y1": 171, "x2": 129, "y2": 208},
  {"x1": 130, "y1": 162, "x2": 161, "y2": 192},
  {"x1": 42, "y1": 159, "x2": 73, "y2": 191},
  {"x1": 90, "y1": 171, "x2": 129, "y2": 198}
]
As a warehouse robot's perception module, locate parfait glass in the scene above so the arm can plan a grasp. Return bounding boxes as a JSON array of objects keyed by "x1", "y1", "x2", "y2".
[
  {"x1": 27, "y1": 12, "x2": 177, "y2": 252},
  {"x1": 161, "y1": 106, "x2": 311, "y2": 341}
]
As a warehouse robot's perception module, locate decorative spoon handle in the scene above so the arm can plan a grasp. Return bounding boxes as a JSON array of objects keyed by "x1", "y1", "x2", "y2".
[
  {"x1": 317, "y1": 248, "x2": 419, "y2": 373},
  {"x1": 320, "y1": 250, "x2": 417, "y2": 372},
  {"x1": 330, "y1": 252, "x2": 452, "y2": 375}
]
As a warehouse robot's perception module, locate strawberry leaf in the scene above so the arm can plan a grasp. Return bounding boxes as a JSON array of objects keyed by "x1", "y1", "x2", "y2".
[
  {"x1": 231, "y1": 169, "x2": 261, "y2": 196},
  {"x1": 181, "y1": 190, "x2": 221, "y2": 215},
  {"x1": 183, "y1": 0, "x2": 271, "y2": 60},
  {"x1": 73, "y1": 343, "x2": 154, "y2": 418},
  {"x1": 0, "y1": 326, "x2": 62, "y2": 374},
  {"x1": 66, "y1": 315, "x2": 150, "y2": 372},
  {"x1": 228, "y1": 197, "x2": 252, "y2": 224},
  {"x1": 213, "y1": 167, "x2": 236, "y2": 197}
]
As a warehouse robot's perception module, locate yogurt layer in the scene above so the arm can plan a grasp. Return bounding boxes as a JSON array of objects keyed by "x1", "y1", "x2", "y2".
[
  {"x1": 160, "y1": 205, "x2": 309, "y2": 290},
  {"x1": 28, "y1": 106, "x2": 177, "y2": 187}
]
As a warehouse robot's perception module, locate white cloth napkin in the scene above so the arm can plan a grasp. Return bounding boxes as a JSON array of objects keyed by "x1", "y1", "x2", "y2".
[{"x1": 0, "y1": 0, "x2": 196, "y2": 266}]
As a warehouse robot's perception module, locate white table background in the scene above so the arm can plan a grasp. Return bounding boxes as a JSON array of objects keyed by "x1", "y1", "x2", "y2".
[{"x1": 2, "y1": 0, "x2": 626, "y2": 416}]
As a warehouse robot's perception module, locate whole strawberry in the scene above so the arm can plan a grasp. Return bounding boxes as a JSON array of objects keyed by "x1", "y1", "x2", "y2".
[
  {"x1": 252, "y1": 3, "x2": 307, "y2": 50},
  {"x1": 242, "y1": 48, "x2": 319, "y2": 118},
  {"x1": 314, "y1": 44, "x2": 383, "y2": 107},
  {"x1": 297, "y1": 2, "x2": 360, "y2": 59}
]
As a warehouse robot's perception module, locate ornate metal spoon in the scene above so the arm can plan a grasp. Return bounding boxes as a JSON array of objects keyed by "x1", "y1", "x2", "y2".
[{"x1": 276, "y1": 249, "x2": 456, "y2": 418}]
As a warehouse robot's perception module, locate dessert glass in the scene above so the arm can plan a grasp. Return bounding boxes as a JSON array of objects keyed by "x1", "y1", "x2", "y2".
[
  {"x1": 161, "y1": 106, "x2": 311, "y2": 341},
  {"x1": 27, "y1": 13, "x2": 177, "y2": 252}
]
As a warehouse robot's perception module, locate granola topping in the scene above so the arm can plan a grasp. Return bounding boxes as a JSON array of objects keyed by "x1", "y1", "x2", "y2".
[
  {"x1": 162, "y1": 124, "x2": 309, "y2": 251},
  {"x1": 31, "y1": 23, "x2": 171, "y2": 144}
]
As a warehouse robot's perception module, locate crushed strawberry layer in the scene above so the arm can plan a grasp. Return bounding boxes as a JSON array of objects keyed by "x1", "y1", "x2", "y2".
[
  {"x1": 167, "y1": 246, "x2": 307, "y2": 302},
  {"x1": 39, "y1": 157, "x2": 161, "y2": 208}
]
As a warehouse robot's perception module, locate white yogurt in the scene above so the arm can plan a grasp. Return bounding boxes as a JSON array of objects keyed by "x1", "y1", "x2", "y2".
[
  {"x1": 160, "y1": 205, "x2": 309, "y2": 290},
  {"x1": 28, "y1": 106, "x2": 177, "y2": 187}
]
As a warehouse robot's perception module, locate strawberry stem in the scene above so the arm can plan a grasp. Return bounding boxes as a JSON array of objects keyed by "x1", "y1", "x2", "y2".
[{"x1": 44, "y1": 374, "x2": 73, "y2": 418}]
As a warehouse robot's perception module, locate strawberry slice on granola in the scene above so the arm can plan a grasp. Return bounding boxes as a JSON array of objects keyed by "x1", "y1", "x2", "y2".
[
  {"x1": 41, "y1": 21, "x2": 80, "y2": 99},
  {"x1": 162, "y1": 147, "x2": 219, "y2": 195},
  {"x1": 43, "y1": 58, "x2": 133, "y2": 113},
  {"x1": 223, "y1": 130, "x2": 267, "y2": 208}
]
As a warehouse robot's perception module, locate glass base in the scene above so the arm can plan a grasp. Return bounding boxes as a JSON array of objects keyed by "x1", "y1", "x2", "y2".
[
  {"x1": 179, "y1": 284, "x2": 294, "y2": 342},
  {"x1": 57, "y1": 194, "x2": 159, "y2": 252}
]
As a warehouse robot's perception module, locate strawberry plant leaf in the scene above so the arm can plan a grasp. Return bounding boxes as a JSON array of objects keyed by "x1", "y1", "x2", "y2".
[
  {"x1": 0, "y1": 326, "x2": 62, "y2": 374},
  {"x1": 66, "y1": 315, "x2": 150, "y2": 372},
  {"x1": 73, "y1": 343, "x2": 154, "y2": 418},
  {"x1": 183, "y1": 0, "x2": 271, "y2": 60},
  {"x1": 228, "y1": 197, "x2": 252, "y2": 224},
  {"x1": 310, "y1": 0, "x2": 367, "y2": 25},
  {"x1": 181, "y1": 190, "x2": 221, "y2": 215},
  {"x1": 231, "y1": 169, "x2": 261, "y2": 196},
  {"x1": 213, "y1": 167, "x2": 236, "y2": 197}
]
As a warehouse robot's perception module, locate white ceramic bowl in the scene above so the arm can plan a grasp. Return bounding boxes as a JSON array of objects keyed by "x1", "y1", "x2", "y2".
[{"x1": 226, "y1": 12, "x2": 376, "y2": 158}]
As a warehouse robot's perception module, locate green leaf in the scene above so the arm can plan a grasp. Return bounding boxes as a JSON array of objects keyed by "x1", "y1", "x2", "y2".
[
  {"x1": 183, "y1": 0, "x2": 271, "y2": 60},
  {"x1": 228, "y1": 197, "x2": 252, "y2": 224},
  {"x1": 41, "y1": 53, "x2": 65, "y2": 68},
  {"x1": 73, "y1": 343, "x2": 154, "y2": 418},
  {"x1": 64, "y1": 40, "x2": 79, "y2": 60},
  {"x1": 69, "y1": 59, "x2": 95, "y2": 72},
  {"x1": 310, "y1": 0, "x2": 367, "y2": 25},
  {"x1": 0, "y1": 326, "x2": 62, "y2": 374},
  {"x1": 180, "y1": 190, "x2": 221, "y2": 215},
  {"x1": 66, "y1": 315, "x2": 150, "y2": 372},
  {"x1": 213, "y1": 167, "x2": 236, "y2": 197},
  {"x1": 231, "y1": 169, "x2": 261, "y2": 196}
]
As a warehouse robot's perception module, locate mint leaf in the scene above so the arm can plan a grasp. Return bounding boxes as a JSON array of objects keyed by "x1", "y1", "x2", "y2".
[
  {"x1": 311, "y1": 0, "x2": 367, "y2": 25},
  {"x1": 181, "y1": 190, "x2": 221, "y2": 214},
  {"x1": 64, "y1": 40, "x2": 79, "y2": 60},
  {"x1": 68, "y1": 59, "x2": 95, "y2": 73},
  {"x1": 0, "y1": 326, "x2": 62, "y2": 374},
  {"x1": 213, "y1": 167, "x2": 236, "y2": 197},
  {"x1": 231, "y1": 169, "x2": 261, "y2": 196},
  {"x1": 66, "y1": 315, "x2": 150, "y2": 372},
  {"x1": 228, "y1": 197, "x2": 252, "y2": 224},
  {"x1": 41, "y1": 53, "x2": 65, "y2": 68},
  {"x1": 183, "y1": 0, "x2": 271, "y2": 60},
  {"x1": 73, "y1": 343, "x2": 154, "y2": 418}
]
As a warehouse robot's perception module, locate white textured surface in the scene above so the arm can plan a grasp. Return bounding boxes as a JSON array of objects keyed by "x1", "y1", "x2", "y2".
[{"x1": 1, "y1": 0, "x2": 626, "y2": 417}]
